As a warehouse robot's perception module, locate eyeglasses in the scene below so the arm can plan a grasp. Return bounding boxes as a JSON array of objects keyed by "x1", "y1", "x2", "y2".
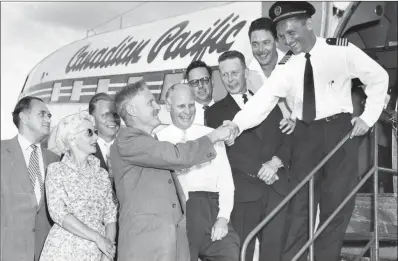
[
  {"x1": 188, "y1": 77, "x2": 211, "y2": 88},
  {"x1": 78, "y1": 128, "x2": 99, "y2": 137}
]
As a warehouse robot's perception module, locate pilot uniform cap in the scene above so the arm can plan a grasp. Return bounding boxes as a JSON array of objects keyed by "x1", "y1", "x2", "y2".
[{"x1": 269, "y1": 1, "x2": 316, "y2": 23}]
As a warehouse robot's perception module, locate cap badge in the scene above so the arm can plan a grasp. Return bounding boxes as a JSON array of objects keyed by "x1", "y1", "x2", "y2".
[{"x1": 274, "y1": 6, "x2": 282, "y2": 16}]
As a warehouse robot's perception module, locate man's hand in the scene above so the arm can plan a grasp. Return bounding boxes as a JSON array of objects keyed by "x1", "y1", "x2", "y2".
[
  {"x1": 211, "y1": 217, "x2": 229, "y2": 242},
  {"x1": 279, "y1": 118, "x2": 296, "y2": 134},
  {"x1": 222, "y1": 120, "x2": 239, "y2": 146},
  {"x1": 350, "y1": 117, "x2": 370, "y2": 139},
  {"x1": 258, "y1": 158, "x2": 280, "y2": 185},
  {"x1": 207, "y1": 126, "x2": 231, "y2": 143}
]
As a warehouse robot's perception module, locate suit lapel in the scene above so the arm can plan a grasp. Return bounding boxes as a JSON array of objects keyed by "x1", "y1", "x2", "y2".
[
  {"x1": 223, "y1": 94, "x2": 241, "y2": 116},
  {"x1": 38, "y1": 148, "x2": 51, "y2": 209},
  {"x1": 6, "y1": 137, "x2": 37, "y2": 206},
  {"x1": 94, "y1": 143, "x2": 108, "y2": 171}
]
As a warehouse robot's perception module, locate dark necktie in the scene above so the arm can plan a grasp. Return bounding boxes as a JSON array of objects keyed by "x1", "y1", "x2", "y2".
[
  {"x1": 302, "y1": 53, "x2": 316, "y2": 123},
  {"x1": 242, "y1": 90, "x2": 254, "y2": 104},
  {"x1": 203, "y1": 105, "x2": 209, "y2": 126},
  {"x1": 28, "y1": 144, "x2": 44, "y2": 195}
]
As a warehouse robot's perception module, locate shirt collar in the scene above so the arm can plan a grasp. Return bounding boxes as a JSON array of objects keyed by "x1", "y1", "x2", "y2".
[
  {"x1": 169, "y1": 124, "x2": 190, "y2": 134},
  {"x1": 18, "y1": 133, "x2": 40, "y2": 151},
  {"x1": 196, "y1": 100, "x2": 214, "y2": 108},
  {"x1": 97, "y1": 137, "x2": 114, "y2": 147}
]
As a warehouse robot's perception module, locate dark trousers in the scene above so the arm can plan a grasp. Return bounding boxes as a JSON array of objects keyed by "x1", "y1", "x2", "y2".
[
  {"x1": 231, "y1": 186, "x2": 288, "y2": 261},
  {"x1": 186, "y1": 191, "x2": 240, "y2": 261},
  {"x1": 282, "y1": 113, "x2": 360, "y2": 261}
]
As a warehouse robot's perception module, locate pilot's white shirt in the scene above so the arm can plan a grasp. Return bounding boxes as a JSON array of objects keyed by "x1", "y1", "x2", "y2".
[
  {"x1": 234, "y1": 37, "x2": 389, "y2": 132},
  {"x1": 247, "y1": 48, "x2": 295, "y2": 119},
  {"x1": 156, "y1": 124, "x2": 235, "y2": 221}
]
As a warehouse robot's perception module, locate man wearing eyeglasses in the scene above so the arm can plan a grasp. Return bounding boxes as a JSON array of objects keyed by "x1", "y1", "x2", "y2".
[
  {"x1": 186, "y1": 60, "x2": 215, "y2": 126},
  {"x1": 88, "y1": 92, "x2": 121, "y2": 187}
]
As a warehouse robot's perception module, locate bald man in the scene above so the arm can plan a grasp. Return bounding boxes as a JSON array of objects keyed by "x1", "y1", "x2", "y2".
[{"x1": 157, "y1": 83, "x2": 240, "y2": 261}]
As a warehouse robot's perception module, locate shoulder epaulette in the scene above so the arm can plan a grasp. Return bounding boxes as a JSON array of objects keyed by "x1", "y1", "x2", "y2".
[
  {"x1": 326, "y1": 38, "x2": 349, "y2": 46},
  {"x1": 278, "y1": 50, "x2": 293, "y2": 65}
]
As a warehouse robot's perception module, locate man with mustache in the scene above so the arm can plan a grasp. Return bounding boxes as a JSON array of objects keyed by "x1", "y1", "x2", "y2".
[
  {"x1": 110, "y1": 80, "x2": 233, "y2": 261},
  {"x1": 224, "y1": 2, "x2": 389, "y2": 261}
]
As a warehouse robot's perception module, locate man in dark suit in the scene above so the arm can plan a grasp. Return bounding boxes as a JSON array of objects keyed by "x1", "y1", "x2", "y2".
[
  {"x1": 1, "y1": 96, "x2": 59, "y2": 261},
  {"x1": 88, "y1": 93, "x2": 121, "y2": 184},
  {"x1": 206, "y1": 51, "x2": 292, "y2": 261},
  {"x1": 110, "y1": 80, "x2": 232, "y2": 261}
]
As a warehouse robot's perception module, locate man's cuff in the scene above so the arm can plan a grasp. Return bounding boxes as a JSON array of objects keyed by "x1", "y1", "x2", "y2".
[
  {"x1": 272, "y1": 156, "x2": 283, "y2": 168},
  {"x1": 217, "y1": 212, "x2": 230, "y2": 223}
]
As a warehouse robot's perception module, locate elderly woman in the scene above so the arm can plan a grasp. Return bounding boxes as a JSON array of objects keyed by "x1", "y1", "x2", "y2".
[{"x1": 40, "y1": 111, "x2": 117, "y2": 261}]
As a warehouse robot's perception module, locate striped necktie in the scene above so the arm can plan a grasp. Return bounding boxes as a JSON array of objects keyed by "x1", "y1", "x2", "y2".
[{"x1": 28, "y1": 144, "x2": 44, "y2": 195}]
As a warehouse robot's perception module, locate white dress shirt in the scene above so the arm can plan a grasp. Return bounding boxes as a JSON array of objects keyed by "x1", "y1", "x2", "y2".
[
  {"x1": 234, "y1": 37, "x2": 389, "y2": 132},
  {"x1": 158, "y1": 100, "x2": 215, "y2": 126},
  {"x1": 248, "y1": 48, "x2": 294, "y2": 119},
  {"x1": 156, "y1": 124, "x2": 235, "y2": 220},
  {"x1": 97, "y1": 137, "x2": 114, "y2": 161},
  {"x1": 18, "y1": 134, "x2": 45, "y2": 204}
]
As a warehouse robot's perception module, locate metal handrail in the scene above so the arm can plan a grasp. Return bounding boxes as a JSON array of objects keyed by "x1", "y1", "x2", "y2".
[{"x1": 240, "y1": 124, "x2": 398, "y2": 261}]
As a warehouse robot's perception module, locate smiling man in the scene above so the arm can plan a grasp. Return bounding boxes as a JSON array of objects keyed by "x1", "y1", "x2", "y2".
[
  {"x1": 110, "y1": 80, "x2": 233, "y2": 261},
  {"x1": 206, "y1": 51, "x2": 292, "y2": 261},
  {"x1": 223, "y1": 2, "x2": 389, "y2": 261},
  {"x1": 156, "y1": 83, "x2": 239, "y2": 261},
  {"x1": 186, "y1": 60, "x2": 215, "y2": 126},
  {"x1": 247, "y1": 17, "x2": 295, "y2": 132},
  {"x1": 88, "y1": 93, "x2": 121, "y2": 186}
]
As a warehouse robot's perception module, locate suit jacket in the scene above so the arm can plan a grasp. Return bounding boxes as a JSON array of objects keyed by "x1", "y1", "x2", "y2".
[
  {"x1": 93, "y1": 143, "x2": 108, "y2": 171},
  {"x1": 206, "y1": 94, "x2": 292, "y2": 202},
  {"x1": 110, "y1": 126, "x2": 216, "y2": 261},
  {"x1": 1, "y1": 136, "x2": 60, "y2": 261}
]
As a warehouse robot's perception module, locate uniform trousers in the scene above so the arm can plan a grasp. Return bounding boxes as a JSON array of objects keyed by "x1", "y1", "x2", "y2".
[
  {"x1": 231, "y1": 182, "x2": 289, "y2": 261},
  {"x1": 186, "y1": 191, "x2": 240, "y2": 261},
  {"x1": 282, "y1": 113, "x2": 360, "y2": 261}
]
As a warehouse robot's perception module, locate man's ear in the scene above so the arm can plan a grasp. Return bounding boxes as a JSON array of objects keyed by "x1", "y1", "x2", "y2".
[
  {"x1": 244, "y1": 67, "x2": 249, "y2": 79},
  {"x1": 165, "y1": 100, "x2": 172, "y2": 112},
  {"x1": 306, "y1": 18, "x2": 313, "y2": 31},
  {"x1": 125, "y1": 103, "x2": 136, "y2": 116},
  {"x1": 19, "y1": 111, "x2": 28, "y2": 126}
]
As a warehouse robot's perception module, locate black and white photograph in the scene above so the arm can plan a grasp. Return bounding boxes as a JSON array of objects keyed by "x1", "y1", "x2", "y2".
[{"x1": 1, "y1": 1, "x2": 397, "y2": 261}]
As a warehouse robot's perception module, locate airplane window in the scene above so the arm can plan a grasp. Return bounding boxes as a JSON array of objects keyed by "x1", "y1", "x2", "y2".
[
  {"x1": 70, "y1": 81, "x2": 83, "y2": 101},
  {"x1": 97, "y1": 79, "x2": 110, "y2": 94},
  {"x1": 128, "y1": 76, "x2": 143, "y2": 84},
  {"x1": 50, "y1": 82, "x2": 62, "y2": 102}
]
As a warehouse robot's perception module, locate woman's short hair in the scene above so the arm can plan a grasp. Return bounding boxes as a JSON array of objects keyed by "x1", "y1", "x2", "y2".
[{"x1": 55, "y1": 111, "x2": 95, "y2": 154}]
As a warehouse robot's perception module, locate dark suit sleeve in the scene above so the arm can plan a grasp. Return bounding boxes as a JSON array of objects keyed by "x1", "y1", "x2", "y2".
[
  {"x1": 116, "y1": 133, "x2": 216, "y2": 170},
  {"x1": 274, "y1": 133, "x2": 293, "y2": 168},
  {"x1": 205, "y1": 107, "x2": 222, "y2": 129}
]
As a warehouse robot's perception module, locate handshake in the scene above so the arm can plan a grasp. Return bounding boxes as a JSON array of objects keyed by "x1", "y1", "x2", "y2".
[{"x1": 206, "y1": 120, "x2": 240, "y2": 146}]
